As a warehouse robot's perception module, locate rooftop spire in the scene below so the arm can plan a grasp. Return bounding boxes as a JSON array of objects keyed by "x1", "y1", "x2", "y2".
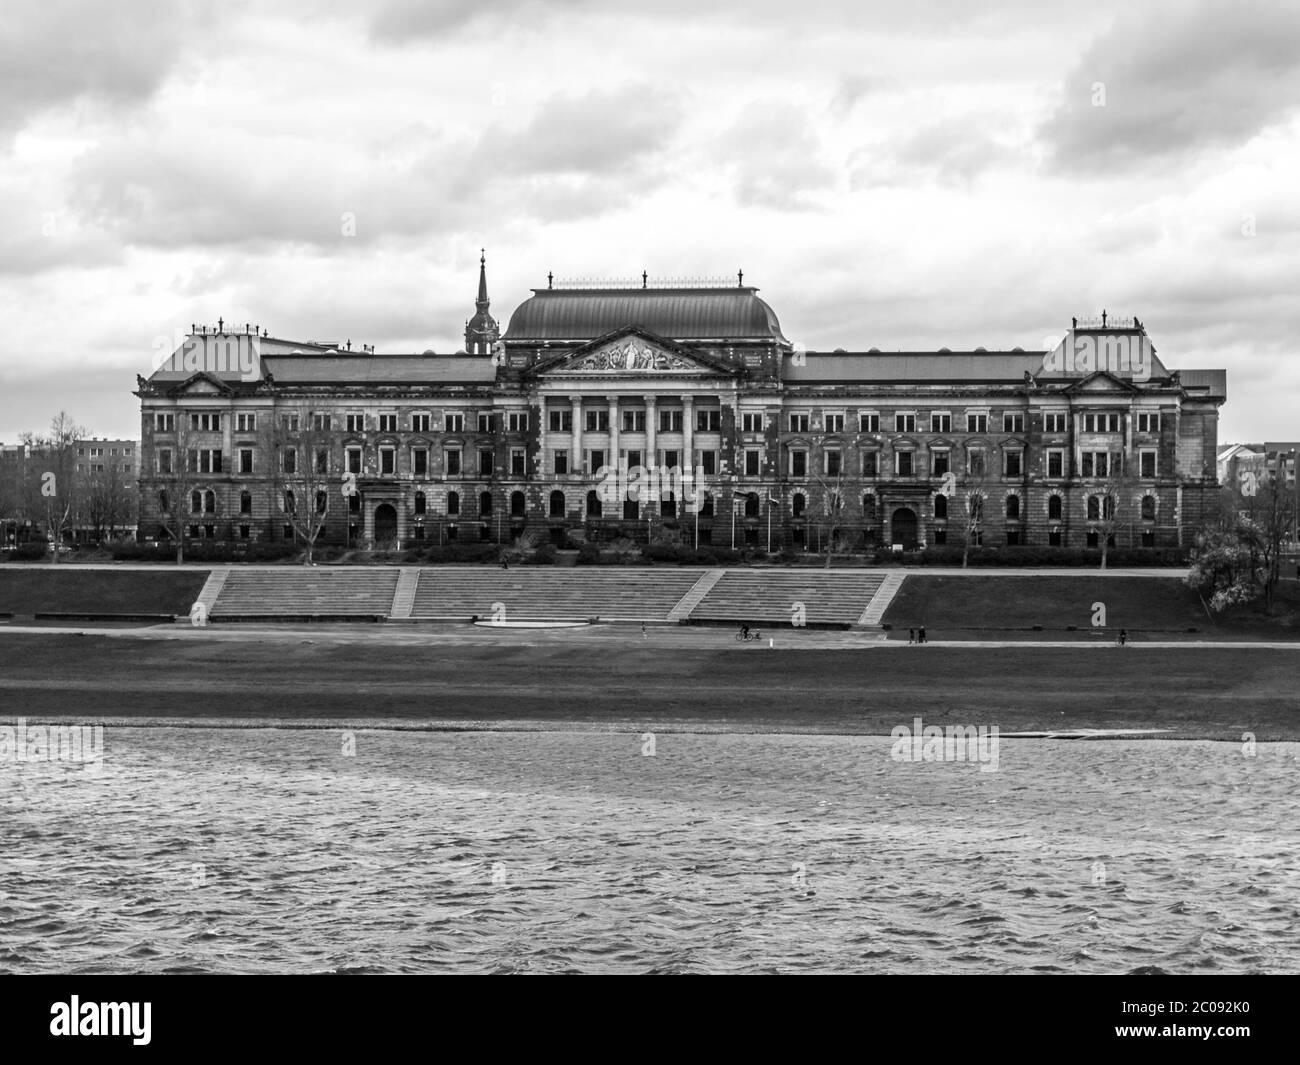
[
  {"x1": 476, "y1": 248, "x2": 489, "y2": 308},
  {"x1": 465, "y1": 247, "x2": 499, "y2": 356}
]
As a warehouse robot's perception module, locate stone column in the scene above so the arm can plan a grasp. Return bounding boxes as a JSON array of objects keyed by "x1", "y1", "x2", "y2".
[
  {"x1": 363, "y1": 499, "x2": 374, "y2": 545},
  {"x1": 645, "y1": 395, "x2": 658, "y2": 468},
  {"x1": 682, "y1": 395, "x2": 695, "y2": 474},
  {"x1": 570, "y1": 394, "x2": 583, "y2": 477},
  {"x1": 608, "y1": 395, "x2": 620, "y2": 470}
]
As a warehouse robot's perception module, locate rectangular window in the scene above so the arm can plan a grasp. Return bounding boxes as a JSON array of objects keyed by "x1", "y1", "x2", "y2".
[
  {"x1": 346, "y1": 413, "x2": 365, "y2": 433},
  {"x1": 284, "y1": 524, "x2": 294, "y2": 541},
  {"x1": 380, "y1": 447, "x2": 395, "y2": 475},
  {"x1": 155, "y1": 413, "x2": 175, "y2": 432},
  {"x1": 445, "y1": 449, "x2": 461, "y2": 476},
  {"x1": 280, "y1": 414, "x2": 299, "y2": 432},
  {"x1": 236, "y1": 413, "x2": 256, "y2": 432},
  {"x1": 660, "y1": 409, "x2": 683, "y2": 432},
  {"x1": 1047, "y1": 449, "x2": 1064, "y2": 478},
  {"x1": 479, "y1": 449, "x2": 494, "y2": 476},
  {"x1": 239, "y1": 448, "x2": 254, "y2": 474},
  {"x1": 696, "y1": 409, "x2": 721, "y2": 432},
  {"x1": 379, "y1": 414, "x2": 397, "y2": 433},
  {"x1": 933, "y1": 530, "x2": 947, "y2": 545},
  {"x1": 621, "y1": 410, "x2": 645, "y2": 432},
  {"x1": 1137, "y1": 413, "x2": 1161, "y2": 433},
  {"x1": 742, "y1": 413, "x2": 764, "y2": 433},
  {"x1": 474, "y1": 412, "x2": 491, "y2": 433},
  {"x1": 662, "y1": 449, "x2": 679, "y2": 469},
  {"x1": 626, "y1": 450, "x2": 642, "y2": 469},
  {"x1": 896, "y1": 452, "x2": 913, "y2": 476},
  {"x1": 549, "y1": 410, "x2": 573, "y2": 432},
  {"x1": 510, "y1": 449, "x2": 526, "y2": 476},
  {"x1": 862, "y1": 451, "x2": 878, "y2": 477},
  {"x1": 930, "y1": 412, "x2": 951, "y2": 433},
  {"x1": 1002, "y1": 413, "x2": 1024, "y2": 433},
  {"x1": 1044, "y1": 412, "x2": 1067, "y2": 433},
  {"x1": 790, "y1": 450, "x2": 807, "y2": 477},
  {"x1": 1049, "y1": 529, "x2": 1062, "y2": 547},
  {"x1": 413, "y1": 448, "x2": 428, "y2": 477},
  {"x1": 1082, "y1": 451, "x2": 1110, "y2": 477},
  {"x1": 1005, "y1": 451, "x2": 1022, "y2": 477},
  {"x1": 315, "y1": 448, "x2": 329, "y2": 475},
  {"x1": 932, "y1": 451, "x2": 949, "y2": 477},
  {"x1": 240, "y1": 524, "x2": 250, "y2": 540},
  {"x1": 509, "y1": 412, "x2": 529, "y2": 433},
  {"x1": 1140, "y1": 450, "x2": 1157, "y2": 478},
  {"x1": 825, "y1": 413, "x2": 845, "y2": 433},
  {"x1": 412, "y1": 413, "x2": 431, "y2": 432},
  {"x1": 313, "y1": 413, "x2": 331, "y2": 431},
  {"x1": 445, "y1": 413, "x2": 464, "y2": 433},
  {"x1": 966, "y1": 413, "x2": 987, "y2": 433},
  {"x1": 554, "y1": 449, "x2": 568, "y2": 475},
  {"x1": 1083, "y1": 413, "x2": 1122, "y2": 433},
  {"x1": 701, "y1": 450, "x2": 717, "y2": 475},
  {"x1": 346, "y1": 447, "x2": 362, "y2": 474},
  {"x1": 968, "y1": 450, "x2": 986, "y2": 478},
  {"x1": 190, "y1": 449, "x2": 223, "y2": 473},
  {"x1": 825, "y1": 450, "x2": 841, "y2": 476},
  {"x1": 158, "y1": 449, "x2": 173, "y2": 474},
  {"x1": 789, "y1": 413, "x2": 810, "y2": 433},
  {"x1": 190, "y1": 413, "x2": 222, "y2": 432},
  {"x1": 894, "y1": 413, "x2": 916, "y2": 433},
  {"x1": 745, "y1": 450, "x2": 761, "y2": 476},
  {"x1": 859, "y1": 412, "x2": 880, "y2": 433}
]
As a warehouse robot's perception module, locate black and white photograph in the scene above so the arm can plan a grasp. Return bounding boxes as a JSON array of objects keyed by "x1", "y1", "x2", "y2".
[{"x1": 1, "y1": 0, "x2": 1296, "y2": 1045}]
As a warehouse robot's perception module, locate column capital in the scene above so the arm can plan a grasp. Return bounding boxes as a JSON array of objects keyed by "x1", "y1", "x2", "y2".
[
  {"x1": 644, "y1": 395, "x2": 658, "y2": 406},
  {"x1": 681, "y1": 395, "x2": 695, "y2": 406}
]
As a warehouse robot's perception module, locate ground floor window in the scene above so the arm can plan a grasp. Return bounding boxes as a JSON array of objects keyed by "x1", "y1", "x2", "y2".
[
  {"x1": 283, "y1": 524, "x2": 294, "y2": 540},
  {"x1": 744, "y1": 527, "x2": 758, "y2": 546},
  {"x1": 933, "y1": 529, "x2": 945, "y2": 545},
  {"x1": 1142, "y1": 530, "x2": 1155, "y2": 547},
  {"x1": 699, "y1": 528, "x2": 712, "y2": 546},
  {"x1": 480, "y1": 526, "x2": 491, "y2": 542},
  {"x1": 1006, "y1": 530, "x2": 1020, "y2": 546},
  {"x1": 791, "y1": 527, "x2": 805, "y2": 547},
  {"x1": 1049, "y1": 529, "x2": 1061, "y2": 546},
  {"x1": 240, "y1": 524, "x2": 250, "y2": 540}
]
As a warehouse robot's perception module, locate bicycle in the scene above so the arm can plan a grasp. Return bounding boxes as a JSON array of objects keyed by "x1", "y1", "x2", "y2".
[{"x1": 735, "y1": 628, "x2": 762, "y2": 642}]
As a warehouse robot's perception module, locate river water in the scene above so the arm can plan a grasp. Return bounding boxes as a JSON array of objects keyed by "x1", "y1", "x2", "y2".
[{"x1": 2, "y1": 729, "x2": 1297, "y2": 974}]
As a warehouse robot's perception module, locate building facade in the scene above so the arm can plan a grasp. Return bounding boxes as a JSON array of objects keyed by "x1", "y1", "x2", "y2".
[{"x1": 135, "y1": 260, "x2": 1226, "y2": 552}]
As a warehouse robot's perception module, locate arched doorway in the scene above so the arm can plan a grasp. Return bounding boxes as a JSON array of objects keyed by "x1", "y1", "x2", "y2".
[
  {"x1": 374, "y1": 503, "x2": 397, "y2": 546},
  {"x1": 891, "y1": 507, "x2": 918, "y2": 549}
]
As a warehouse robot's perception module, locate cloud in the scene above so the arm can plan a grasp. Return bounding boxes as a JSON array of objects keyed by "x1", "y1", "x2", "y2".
[
  {"x1": 1040, "y1": 0, "x2": 1300, "y2": 172},
  {"x1": 851, "y1": 118, "x2": 1014, "y2": 188},
  {"x1": 0, "y1": 0, "x2": 212, "y2": 143},
  {"x1": 716, "y1": 102, "x2": 838, "y2": 210}
]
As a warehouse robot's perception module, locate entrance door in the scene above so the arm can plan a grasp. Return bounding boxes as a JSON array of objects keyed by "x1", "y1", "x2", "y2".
[
  {"x1": 891, "y1": 507, "x2": 918, "y2": 550},
  {"x1": 374, "y1": 503, "x2": 397, "y2": 546}
]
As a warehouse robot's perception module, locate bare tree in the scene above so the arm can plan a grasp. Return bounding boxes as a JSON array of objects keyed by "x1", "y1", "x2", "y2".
[
  {"x1": 959, "y1": 450, "x2": 991, "y2": 568},
  {"x1": 812, "y1": 468, "x2": 858, "y2": 568},
  {"x1": 1086, "y1": 450, "x2": 1136, "y2": 570},
  {"x1": 152, "y1": 416, "x2": 197, "y2": 564},
  {"x1": 83, "y1": 459, "x2": 133, "y2": 542},
  {"x1": 1238, "y1": 455, "x2": 1297, "y2": 611},
  {"x1": 270, "y1": 404, "x2": 334, "y2": 564},
  {"x1": 29, "y1": 412, "x2": 86, "y2": 563}
]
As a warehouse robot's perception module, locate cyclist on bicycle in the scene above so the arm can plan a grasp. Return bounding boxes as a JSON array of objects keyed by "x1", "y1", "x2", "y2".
[{"x1": 740, "y1": 623, "x2": 750, "y2": 640}]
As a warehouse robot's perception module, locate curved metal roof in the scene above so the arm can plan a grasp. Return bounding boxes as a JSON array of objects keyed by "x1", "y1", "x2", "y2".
[{"x1": 504, "y1": 287, "x2": 788, "y2": 343}]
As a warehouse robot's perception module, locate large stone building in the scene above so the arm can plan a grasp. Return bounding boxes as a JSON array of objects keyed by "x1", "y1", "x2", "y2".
[{"x1": 135, "y1": 258, "x2": 1225, "y2": 552}]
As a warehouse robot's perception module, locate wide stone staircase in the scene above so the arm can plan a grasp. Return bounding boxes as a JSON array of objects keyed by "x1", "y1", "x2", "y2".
[
  {"x1": 210, "y1": 568, "x2": 400, "y2": 619},
  {"x1": 686, "y1": 570, "x2": 887, "y2": 627},
  {"x1": 411, "y1": 567, "x2": 704, "y2": 621}
]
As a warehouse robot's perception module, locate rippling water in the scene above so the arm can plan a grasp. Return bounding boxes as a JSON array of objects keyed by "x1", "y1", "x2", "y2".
[{"x1": 2, "y1": 729, "x2": 1297, "y2": 974}]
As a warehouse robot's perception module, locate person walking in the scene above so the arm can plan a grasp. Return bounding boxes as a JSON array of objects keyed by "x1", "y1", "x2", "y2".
[
  {"x1": 908, "y1": 628, "x2": 915, "y2": 644},
  {"x1": 918, "y1": 625, "x2": 927, "y2": 644}
]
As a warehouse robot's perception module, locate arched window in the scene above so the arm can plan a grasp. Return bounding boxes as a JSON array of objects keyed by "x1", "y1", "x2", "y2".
[
  {"x1": 1102, "y1": 495, "x2": 1115, "y2": 520},
  {"x1": 512, "y1": 491, "x2": 526, "y2": 518},
  {"x1": 550, "y1": 490, "x2": 566, "y2": 518},
  {"x1": 284, "y1": 489, "x2": 296, "y2": 514},
  {"x1": 190, "y1": 490, "x2": 203, "y2": 514},
  {"x1": 793, "y1": 493, "x2": 806, "y2": 518},
  {"x1": 745, "y1": 492, "x2": 760, "y2": 517},
  {"x1": 934, "y1": 494, "x2": 947, "y2": 520},
  {"x1": 414, "y1": 491, "x2": 426, "y2": 515},
  {"x1": 316, "y1": 490, "x2": 328, "y2": 514},
  {"x1": 447, "y1": 491, "x2": 460, "y2": 516},
  {"x1": 1006, "y1": 495, "x2": 1020, "y2": 520},
  {"x1": 1087, "y1": 496, "x2": 1100, "y2": 521},
  {"x1": 240, "y1": 490, "x2": 252, "y2": 515},
  {"x1": 158, "y1": 489, "x2": 169, "y2": 513},
  {"x1": 701, "y1": 492, "x2": 714, "y2": 518},
  {"x1": 480, "y1": 491, "x2": 492, "y2": 517},
  {"x1": 968, "y1": 495, "x2": 983, "y2": 521},
  {"x1": 1048, "y1": 494, "x2": 1062, "y2": 520},
  {"x1": 1141, "y1": 494, "x2": 1156, "y2": 520}
]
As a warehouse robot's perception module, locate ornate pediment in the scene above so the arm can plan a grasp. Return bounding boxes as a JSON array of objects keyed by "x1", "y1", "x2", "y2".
[
  {"x1": 570, "y1": 335, "x2": 701, "y2": 373},
  {"x1": 529, "y1": 327, "x2": 737, "y2": 379}
]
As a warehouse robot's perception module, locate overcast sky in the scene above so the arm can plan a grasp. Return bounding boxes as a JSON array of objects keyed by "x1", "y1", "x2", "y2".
[{"x1": 1, "y1": 0, "x2": 1297, "y2": 444}]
